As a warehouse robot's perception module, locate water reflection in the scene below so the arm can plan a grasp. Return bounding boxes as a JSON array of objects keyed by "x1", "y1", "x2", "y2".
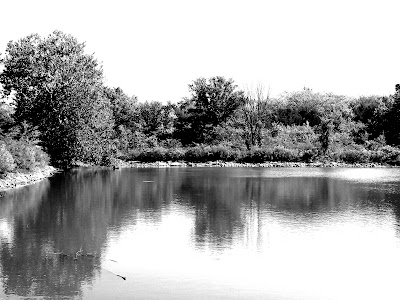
[
  {"x1": 172, "y1": 168, "x2": 395, "y2": 250},
  {"x1": 0, "y1": 167, "x2": 400, "y2": 299}
]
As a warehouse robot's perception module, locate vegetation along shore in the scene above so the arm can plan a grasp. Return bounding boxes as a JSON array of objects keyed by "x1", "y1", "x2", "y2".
[
  {"x1": 2, "y1": 30, "x2": 400, "y2": 190},
  {"x1": 0, "y1": 166, "x2": 57, "y2": 192}
]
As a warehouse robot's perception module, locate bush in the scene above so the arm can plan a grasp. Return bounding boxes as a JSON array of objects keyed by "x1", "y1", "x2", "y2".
[
  {"x1": 301, "y1": 149, "x2": 318, "y2": 162},
  {"x1": 7, "y1": 140, "x2": 36, "y2": 171},
  {"x1": 339, "y1": 149, "x2": 370, "y2": 163},
  {"x1": 125, "y1": 149, "x2": 141, "y2": 161},
  {"x1": 128, "y1": 145, "x2": 241, "y2": 163},
  {"x1": 164, "y1": 148, "x2": 186, "y2": 161},
  {"x1": 239, "y1": 148, "x2": 270, "y2": 163},
  {"x1": 264, "y1": 124, "x2": 318, "y2": 150},
  {"x1": 136, "y1": 147, "x2": 167, "y2": 162},
  {"x1": 369, "y1": 146, "x2": 400, "y2": 164},
  {"x1": 272, "y1": 147, "x2": 299, "y2": 162},
  {"x1": 34, "y1": 146, "x2": 50, "y2": 167},
  {"x1": 185, "y1": 146, "x2": 210, "y2": 162},
  {"x1": 239, "y1": 147, "x2": 302, "y2": 163},
  {"x1": 206, "y1": 146, "x2": 240, "y2": 161},
  {"x1": 183, "y1": 145, "x2": 240, "y2": 162},
  {"x1": 0, "y1": 144, "x2": 16, "y2": 173},
  {"x1": 160, "y1": 139, "x2": 182, "y2": 149}
]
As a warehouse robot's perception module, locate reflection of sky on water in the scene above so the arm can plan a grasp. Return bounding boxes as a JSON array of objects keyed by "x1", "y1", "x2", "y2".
[
  {"x1": 0, "y1": 220, "x2": 13, "y2": 245},
  {"x1": 231, "y1": 167, "x2": 400, "y2": 183},
  {"x1": 97, "y1": 200, "x2": 400, "y2": 300},
  {"x1": 328, "y1": 168, "x2": 400, "y2": 183}
]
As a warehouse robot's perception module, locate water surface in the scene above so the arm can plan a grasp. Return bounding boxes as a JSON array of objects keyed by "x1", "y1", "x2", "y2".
[{"x1": 1, "y1": 167, "x2": 400, "y2": 299}]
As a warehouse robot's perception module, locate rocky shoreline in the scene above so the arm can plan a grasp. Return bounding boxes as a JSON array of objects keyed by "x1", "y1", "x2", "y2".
[
  {"x1": 0, "y1": 166, "x2": 59, "y2": 192},
  {"x1": 119, "y1": 160, "x2": 391, "y2": 169}
]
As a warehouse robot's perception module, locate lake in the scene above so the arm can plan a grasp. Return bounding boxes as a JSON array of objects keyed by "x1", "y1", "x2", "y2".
[{"x1": 1, "y1": 167, "x2": 400, "y2": 299}]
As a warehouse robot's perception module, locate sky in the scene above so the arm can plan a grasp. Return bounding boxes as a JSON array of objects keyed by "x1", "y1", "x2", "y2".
[{"x1": 1, "y1": 0, "x2": 399, "y2": 103}]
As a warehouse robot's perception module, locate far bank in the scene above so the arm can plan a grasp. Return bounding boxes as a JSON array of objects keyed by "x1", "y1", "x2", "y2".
[{"x1": 118, "y1": 160, "x2": 393, "y2": 169}]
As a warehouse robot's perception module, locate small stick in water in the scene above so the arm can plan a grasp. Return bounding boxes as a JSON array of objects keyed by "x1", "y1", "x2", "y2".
[{"x1": 101, "y1": 267, "x2": 126, "y2": 281}]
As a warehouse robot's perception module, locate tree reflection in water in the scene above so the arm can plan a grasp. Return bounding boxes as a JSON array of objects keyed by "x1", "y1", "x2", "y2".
[
  {"x1": 0, "y1": 167, "x2": 399, "y2": 298},
  {"x1": 0, "y1": 168, "x2": 181, "y2": 298}
]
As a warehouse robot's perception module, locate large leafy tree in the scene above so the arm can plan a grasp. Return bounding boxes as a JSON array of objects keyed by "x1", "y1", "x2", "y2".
[
  {"x1": 138, "y1": 101, "x2": 164, "y2": 136},
  {"x1": 277, "y1": 88, "x2": 323, "y2": 127},
  {"x1": 385, "y1": 84, "x2": 400, "y2": 146},
  {"x1": 276, "y1": 89, "x2": 354, "y2": 154},
  {"x1": 137, "y1": 101, "x2": 176, "y2": 139},
  {"x1": 0, "y1": 31, "x2": 114, "y2": 166},
  {"x1": 175, "y1": 76, "x2": 245, "y2": 145},
  {"x1": 103, "y1": 87, "x2": 138, "y2": 131},
  {"x1": 350, "y1": 95, "x2": 392, "y2": 143}
]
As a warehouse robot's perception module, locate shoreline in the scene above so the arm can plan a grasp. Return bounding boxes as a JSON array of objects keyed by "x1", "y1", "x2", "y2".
[
  {"x1": 0, "y1": 166, "x2": 59, "y2": 192},
  {"x1": 116, "y1": 160, "x2": 394, "y2": 169},
  {"x1": 1, "y1": 160, "x2": 396, "y2": 192}
]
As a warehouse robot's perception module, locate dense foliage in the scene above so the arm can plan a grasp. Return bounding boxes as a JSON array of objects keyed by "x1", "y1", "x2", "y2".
[
  {"x1": 0, "y1": 31, "x2": 114, "y2": 167},
  {"x1": 0, "y1": 119, "x2": 50, "y2": 174},
  {"x1": 1, "y1": 31, "x2": 400, "y2": 171},
  {"x1": 175, "y1": 76, "x2": 246, "y2": 145}
]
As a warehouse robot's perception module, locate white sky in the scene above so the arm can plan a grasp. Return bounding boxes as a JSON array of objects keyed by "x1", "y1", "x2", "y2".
[{"x1": 1, "y1": 0, "x2": 399, "y2": 102}]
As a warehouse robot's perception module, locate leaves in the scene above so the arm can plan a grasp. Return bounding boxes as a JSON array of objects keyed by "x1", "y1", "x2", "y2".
[
  {"x1": 0, "y1": 31, "x2": 114, "y2": 167},
  {"x1": 176, "y1": 76, "x2": 245, "y2": 145}
]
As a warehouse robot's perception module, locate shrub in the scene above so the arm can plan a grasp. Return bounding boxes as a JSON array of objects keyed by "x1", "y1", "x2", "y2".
[
  {"x1": 125, "y1": 149, "x2": 141, "y2": 161},
  {"x1": 136, "y1": 147, "x2": 167, "y2": 162},
  {"x1": 185, "y1": 146, "x2": 209, "y2": 162},
  {"x1": 239, "y1": 147, "x2": 302, "y2": 163},
  {"x1": 339, "y1": 149, "x2": 370, "y2": 163},
  {"x1": 0, "y1": 143, "x2": 16, "y2": 173},
  {"x1": 132, "y1": 147, "x2": 187, "y2": 162},
  {"x1": 264, "y1": 124, "x2": 318, "y2": 150},
  {"x1": 239, "y1": 148, "x2": 271, "y2": 163},
  {"x1": 272, "y1": 147, "x2": 299, "y2": 162},
  {"x1": 369, "y1": 146, "x2": 400, "y2": 165},
  {"x1": 190, "y1": 145, "x2": 241, "y2": 162},
  {"x1": 301, "y1": 149, "x2": 318, "y2": 162},
  {"x1": 33, "y1": 146, "x2": 50, "y2": 167},
  {"x1": 164, "y1": 148, "x2": 186, "y2": 161},
  {"x1": 204, "y1": 145, "x2": 240, "y2": 161},
  {"x1": 7, "y1": 141, "x2": 36, "y2": 171},
  {"x1": 160, "y1": 139, "x2": 182, "y2": 149}
]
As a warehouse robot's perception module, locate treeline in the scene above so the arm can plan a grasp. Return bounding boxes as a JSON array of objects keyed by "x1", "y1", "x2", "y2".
[
  {"x1": 125, "y1": 85, "x2": 400, "y2": 165},
  {"x1": 1, "y1": 31, "x2": 400, "y2": 171}
]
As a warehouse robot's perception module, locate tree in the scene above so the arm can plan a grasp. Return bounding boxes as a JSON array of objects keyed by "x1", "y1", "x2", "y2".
[
  {"x1": 138, "y1": 101, "x2": 164, "y2": 136},
  {"x1": 0, "y1": 100, "x2": 14, "y2": 132},
  {"x1": 239, "y1": 86, "x2": 273, "y2": 149},
  {"x1": 351, "y1": 95, "x2": 392, "y2": 142},
  {"x1": 0, "y1": 31, "x2": 114, "y2": 166},
  {"x1": 277, "y1": 88, "x2": 322, "y2": 127},
  {"x1": 385, "y1": 84, "x2": 400, "y2": 146},
  {"x1": 103, "y1": 87, "x2": 138, "y2": 131},
  {"x1": 315, "y1": 93, "x2": 353, "y2": 154},
  {"x1": 175, "y1": 76, "x2": 245, "y2": 145},
  {"x1": 137, "y1": 101, "x2": 176, "y2": 140},
  {"x1": 277, "y1": 89, "x2": 354, "y2": 154},
  {"x1": 0, "y1": 55, "x2": 15, "y2": 132}
]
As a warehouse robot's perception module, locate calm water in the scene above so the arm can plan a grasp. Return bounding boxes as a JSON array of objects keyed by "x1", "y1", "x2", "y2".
[{"x1": 1, "y1": 167, "x2": 400, "y2": 299}]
